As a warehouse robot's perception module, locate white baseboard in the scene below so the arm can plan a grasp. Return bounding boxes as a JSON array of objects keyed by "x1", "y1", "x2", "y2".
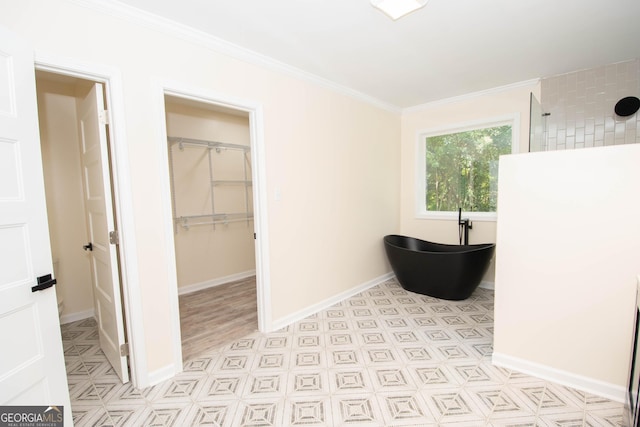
[
  {"x1": 147, "y1": 363, "x2": 181, "y2": 388},
  {"x1": 271, "y1": 272, "x2": 395, "y2": 331},
  {"x1": 479, "y1": 280, "x2": 494, "y2": 290},
  {"x1": 178, "y1": 270, "x2": 256, "y2": 296},
  {"x1": 492, "y1": 352, "x2": 626, "y2": 403},
  {"x1": 60, "y1": 308, "x2": 95, "y2": 325}
]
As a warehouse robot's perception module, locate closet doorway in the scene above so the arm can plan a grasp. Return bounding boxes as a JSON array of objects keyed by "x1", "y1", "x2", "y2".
[
  {"x1": 164, "y1": 95, "x2": 259, "y2": 362},
  {"x1": 35, "y1": 70, "x2": 130, "y2": 382}
]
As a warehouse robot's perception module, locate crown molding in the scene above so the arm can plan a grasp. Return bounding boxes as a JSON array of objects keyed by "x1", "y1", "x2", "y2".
[
  {"x1": 67, "y1": 0, "x2": 402, "y2": 114},
  {"x1": 403, "y1": 78, "x2": 540, "y2": 114}
]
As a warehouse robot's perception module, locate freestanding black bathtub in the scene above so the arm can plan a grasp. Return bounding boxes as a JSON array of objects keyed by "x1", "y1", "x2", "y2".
[{"x1": 383, "y1": 235, "x2": 495, "y2": 301}]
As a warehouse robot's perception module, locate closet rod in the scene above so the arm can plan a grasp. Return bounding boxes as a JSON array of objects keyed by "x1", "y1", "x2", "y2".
[
  {"x1": 168, "y1": 136, "x2": 250, "y2": 152},
  {"x1": 176, "y1": 213, "x2": 253, "y2": 219},
  {"x1": 212, "y1": 180, "x2": 252, "y2": 186},
  {"x1": 176, "y1": 215, "x2": 254, "y2": 230}
]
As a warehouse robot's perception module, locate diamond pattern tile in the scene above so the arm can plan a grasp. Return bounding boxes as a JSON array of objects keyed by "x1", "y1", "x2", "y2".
[
  {"x1": 337, "y1": 397, "x2": 376, "y2": 423},
  {"x1": 290, "y1": 400, "x2": 325, "y2": 425},
  {"x1": 333, "y1": 370, "x2": 367, "y2": 392},
  {"x1": 62, "y1": 279, "x2": 626, "y2": 426},
  {"x1": 384, "y1": 394, "x2": 426, "y2": 421},
  {"x1": 205, "y1": 376, "x2": 243, "y2": 398}
]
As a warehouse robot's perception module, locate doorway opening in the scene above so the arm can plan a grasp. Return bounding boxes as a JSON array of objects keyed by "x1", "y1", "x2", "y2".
[
  {"x1": 164, "y1": 95, "x2": 259, "y2": 362},
  {"x1": 35, "y1": 70, "x2": 130, "y2": 383}
]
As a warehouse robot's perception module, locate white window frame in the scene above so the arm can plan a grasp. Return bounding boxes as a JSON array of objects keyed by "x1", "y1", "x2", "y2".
[{"x1": 415, "y1": 114, "x2": 520, "y2": 222}]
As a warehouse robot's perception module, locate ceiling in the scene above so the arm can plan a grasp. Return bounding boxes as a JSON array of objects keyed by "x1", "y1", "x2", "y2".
[{"x1": 116, "y1": 0, "x2": 640, "y2": 109}]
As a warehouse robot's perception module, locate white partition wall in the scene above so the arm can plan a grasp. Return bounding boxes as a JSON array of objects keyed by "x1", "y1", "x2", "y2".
[{"x1": 493, "y1": 144, "x2": 640, "y2": 401}]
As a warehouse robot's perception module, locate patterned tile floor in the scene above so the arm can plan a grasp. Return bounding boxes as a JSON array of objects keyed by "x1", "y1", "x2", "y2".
[{"x1": 62, "y1": 279, "x2": 627, "y2": 426}]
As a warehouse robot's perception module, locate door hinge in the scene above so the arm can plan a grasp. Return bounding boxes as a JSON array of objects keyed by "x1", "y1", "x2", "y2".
[
  {"x1": 120, "y1": 343, "x2": 129, "y2": 357},
  {"x1": 99, "y1": 109, "x2": 110, "y2": 125},
  {"x1": 109, "y1": 230, "x2": 119, "y2": 245}
]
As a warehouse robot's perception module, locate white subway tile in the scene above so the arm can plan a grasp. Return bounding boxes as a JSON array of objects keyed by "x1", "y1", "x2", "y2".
[
  {"x1": 557, "y1": 129, "x2": 566, "y2": 141},
  {"x1": 585, "y1": 118, "x2": 595, "y2": 135},
  {"x1": 604, "y1": 132, "x2": 615, "y2": 145},
  {"x1": 540, "y1": 59, "x2": 638, "y2": 152},
  {"x1": 548, "y1": 137, "x2": 557, "y2": 151},
  {"x1": 566, "y1": 122, "x2": 576, "y2": 136},
  {"x1": 605, "y1": 117, "x2": 615, "y2": 132},
  {"x1": 585, "y1": 134, "x2": 594, "y2": 148}
]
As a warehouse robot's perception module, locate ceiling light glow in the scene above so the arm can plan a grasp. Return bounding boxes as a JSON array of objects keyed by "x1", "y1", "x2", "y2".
[{"x1": 370, "y1": 0, "x2": 429, "y2": 20}]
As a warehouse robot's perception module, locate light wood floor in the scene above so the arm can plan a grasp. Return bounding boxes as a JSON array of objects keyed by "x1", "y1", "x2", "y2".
[{"x1": 179, "y1": 276, "x2": 257, "y2": 362}]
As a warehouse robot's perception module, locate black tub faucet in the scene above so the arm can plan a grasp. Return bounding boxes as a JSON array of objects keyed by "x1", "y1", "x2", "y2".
[{"x1": 458, "y1": 208, "x2": 473, "y2": 245}]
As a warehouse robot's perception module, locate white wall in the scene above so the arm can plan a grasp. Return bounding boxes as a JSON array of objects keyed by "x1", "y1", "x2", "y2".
[
  {"x1": 165, "y1": 100, "x2": 256, "y2": 290},
  {"x1": 493, "y1": 144, "x2": 640, "y2": 401},
  {"x1": 400, "y1": 82, "x2": 539, "y2": 283},
  {"x1": 1, "y1": 0, "x2": 400, "y2": 382},
  {"x1": 36, "y1": 75, "x2": 95, "y2": 321}
]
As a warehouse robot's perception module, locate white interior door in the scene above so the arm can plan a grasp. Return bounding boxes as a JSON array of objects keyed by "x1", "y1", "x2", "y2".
[
  {"x1": 78, "y1": 83, "x2": 129, "y2": 383},
  {"x1": 0, "y1": 26, "x2": 72, "y2": 422}
]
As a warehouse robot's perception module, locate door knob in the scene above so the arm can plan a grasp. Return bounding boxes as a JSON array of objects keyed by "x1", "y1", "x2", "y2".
[{"x1": 83, "y1": 242, "x2": 93, "y2": 251}]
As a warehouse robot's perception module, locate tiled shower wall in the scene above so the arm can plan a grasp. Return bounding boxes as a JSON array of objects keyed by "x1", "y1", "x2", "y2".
[{"x1": 540, "y1": 58, "x2": 639, "y2": 150}]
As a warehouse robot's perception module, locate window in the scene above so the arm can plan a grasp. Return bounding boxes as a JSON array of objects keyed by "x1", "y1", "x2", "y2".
[{"x1": 417, "y1": 116, "x2": 518, "y2": 219}]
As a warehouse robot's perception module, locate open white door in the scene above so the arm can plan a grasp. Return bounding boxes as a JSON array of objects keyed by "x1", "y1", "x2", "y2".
[
  {"x1": 78, "y1": 83, "x2": 129, "y2": 383},
  {"x1": 0, "y1": 26, "x2": 72, "y2": 423}
]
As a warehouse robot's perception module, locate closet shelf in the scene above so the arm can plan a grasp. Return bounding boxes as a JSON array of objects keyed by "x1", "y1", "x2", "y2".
[
  {"x1": 176, "y1": 213, "x2": 254, "y2": 230},
  {"x1": 168, "y1": 136, "x2": 250, "y2": 152},
  {"x1": 212, "y1": 180, "x2": 252, "y2": 186},
  {"x1": 168, "y1": 135, "x2": 253, "y2": 232}
]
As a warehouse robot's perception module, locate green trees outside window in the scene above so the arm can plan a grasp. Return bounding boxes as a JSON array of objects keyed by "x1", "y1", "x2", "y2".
[{"x1": 425, "y1": 124, "x2": 512, "y2": 212}]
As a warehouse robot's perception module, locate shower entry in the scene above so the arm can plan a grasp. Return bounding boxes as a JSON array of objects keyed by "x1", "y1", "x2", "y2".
[
  {"x1": 164, "y1": 96, "x2": 258, "y2": 361},
  {"x1": 528, "y1": 58, "x2": 640, "y2": 152}
]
